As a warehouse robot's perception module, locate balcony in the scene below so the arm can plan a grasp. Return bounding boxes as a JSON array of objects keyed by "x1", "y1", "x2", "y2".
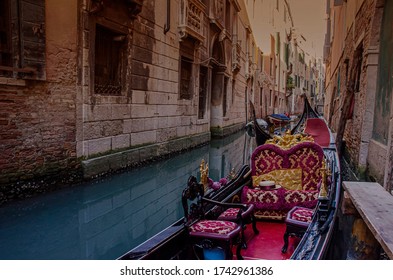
[
  {"x1": 208, "y1": 0, "x2": 225, "y2": 30},
  {"x1": 178, "y1": 0, "x2": 205, "y2": 42}
]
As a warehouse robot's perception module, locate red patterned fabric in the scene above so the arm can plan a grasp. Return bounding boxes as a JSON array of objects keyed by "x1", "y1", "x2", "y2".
[
  {"x1": 288, "y1": 207, "x2": 313, "y2": 223},
  {"x1": 287, "y1": 147, "x2": 323, "y2": 191},
  {"x1": 251, "y1": 142, "x2": 324, "y2": 191},
  {"x1": 189, "y1": 220, "x2": 238, "y2": 235},
  {"x1": 241, "y1": 141, "x2": 324, "y2": 220},
  {"x1": 252, "y1": 144, "x2": 285, "y2": 175},
  {"x1": 218, "y1": 208, "x2": 240, "y2": 219},
  {"x1": 283, "y1": 190, "x2": 319, "y2": 209},
  {"x1": 253, "y1": 209, "x2": 288, "y2": 220},
  {"x1": 241, "y1": 186, "x2": 284, "y2": 211}
]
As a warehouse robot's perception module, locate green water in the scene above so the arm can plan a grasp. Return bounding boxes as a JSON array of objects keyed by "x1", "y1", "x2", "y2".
[{"x1": 0, "y1": 131, "x2": 253, "y2": 260}]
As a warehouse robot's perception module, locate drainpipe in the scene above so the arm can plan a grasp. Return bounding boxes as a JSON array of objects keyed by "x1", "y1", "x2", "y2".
[{"x1": 164, "y1": 0, "x2": 170, "y2": 34}]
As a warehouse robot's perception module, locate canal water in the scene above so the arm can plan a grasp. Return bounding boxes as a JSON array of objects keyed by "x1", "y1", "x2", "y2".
[{"x1": 0, "y1": 130, "x2": 254, "y2": 260}]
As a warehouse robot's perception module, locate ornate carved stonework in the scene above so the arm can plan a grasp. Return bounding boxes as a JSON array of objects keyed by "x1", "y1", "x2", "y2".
[
  {"x1": 178, "y1": 0, "x2": 205, "y2": 42},
  {"x1": 88, "y1": 0, "x2": 104, "y2": 14},
  {"x1": 88, "y1": 0, "x2": 143, "y2": 19},
  {"x1": 125, "y1": 0, "x2": 144, "y2": 18},
  {"x1": 209, "y1": 0, "x2": 225, "y2": 29},
  {"x1": 232, "y1": 41, "x2": 241, "y2": 73}
]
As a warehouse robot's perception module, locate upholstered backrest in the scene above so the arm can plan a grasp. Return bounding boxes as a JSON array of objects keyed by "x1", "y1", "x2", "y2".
[
  {"x1": 251, "y1": 142, "x2": 324, "y2": 191},
  {"x1": 252, "y1": 144, "x2": 286, "y2": 175}
]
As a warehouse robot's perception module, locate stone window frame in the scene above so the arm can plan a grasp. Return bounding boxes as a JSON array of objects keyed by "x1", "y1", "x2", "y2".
[
  {"x1": 179, "y1": 56, "x2": 194, "y2": 100},
  {"x1": 93, "y1": 24, "x2": 127, "y2": 96},
  {"x1": 89, "y1": 17, "x2": 129, "y2": 96}
]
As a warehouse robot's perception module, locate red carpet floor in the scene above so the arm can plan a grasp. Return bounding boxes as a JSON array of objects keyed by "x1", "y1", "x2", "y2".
[{"x1": 239, "y1": 221, "x2": 300, "y2": 260}]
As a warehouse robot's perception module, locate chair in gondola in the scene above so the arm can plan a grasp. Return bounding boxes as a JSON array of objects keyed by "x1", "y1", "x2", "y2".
[
  {"x1": 182, "y1": 176, "x2": 246, "y2": 260},
  {"x1": 281, "y1": 159, "x2": 331, "y2": 253},
  {"x1": 281, "y1": 206, "x2": 314, "y2": 253},
  {"x1": 216, "y1": 200, "x2": 259, "y2": 249}
]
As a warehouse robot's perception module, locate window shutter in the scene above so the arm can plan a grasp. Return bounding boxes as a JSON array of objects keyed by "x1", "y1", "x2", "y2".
[{"x1": 19, "y1": 0, "x2": 46, "y2": 80}]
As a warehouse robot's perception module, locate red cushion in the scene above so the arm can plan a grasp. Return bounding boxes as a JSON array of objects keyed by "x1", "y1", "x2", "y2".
[
  {"x1": 189, "y1": 220, "x2": 238, "y2": 235},
  {"x1": 286, "y1": 206, "x2": 314, "y2": 228},
  {"x1": 251, "y1": 142, "x2": 324, "y2": 191}
]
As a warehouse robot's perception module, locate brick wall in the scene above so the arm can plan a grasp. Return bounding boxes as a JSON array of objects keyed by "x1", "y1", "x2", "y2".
[{"x1": 0, "y1": 0, "x2": 79, "y2": 191}]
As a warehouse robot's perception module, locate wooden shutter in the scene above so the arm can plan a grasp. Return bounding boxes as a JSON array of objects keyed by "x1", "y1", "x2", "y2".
[{"x1": 19, "y1": 0, "x2": 46, "y2": 80}]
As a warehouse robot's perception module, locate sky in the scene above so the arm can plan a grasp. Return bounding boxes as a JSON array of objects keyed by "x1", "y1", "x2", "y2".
[{"x1": 287, "y1": 0, "x2": 327, "y2": 58}]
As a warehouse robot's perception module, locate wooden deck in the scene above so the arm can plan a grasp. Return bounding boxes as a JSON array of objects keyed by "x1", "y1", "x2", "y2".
[{"x1": 343, "y1": 181, "x2": 393, "y2": 259}]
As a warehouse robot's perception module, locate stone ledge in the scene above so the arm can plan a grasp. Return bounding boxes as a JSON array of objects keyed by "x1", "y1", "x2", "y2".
[
  {"x1": 82, "y1": 131, "x2": 211, "y2": 178},
  {"x1": 342, "y1": 181, "x2": 393, "y2": 259},
  {"x1": 210, "y1": 123, "x2": 245, "y2": 138}
]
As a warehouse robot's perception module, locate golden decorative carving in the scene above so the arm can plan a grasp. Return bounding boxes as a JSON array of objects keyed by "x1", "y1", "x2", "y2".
[
  {"x1": 199, "y1": 159, "x2": 209, "y2": 190},
  {"x1": 228, "y1": 167, "x2": 236, "y2": 180},
  {"x1": 319, "y1": 160, "x2": 331, "y2": 198},
  {"x1": 266, "y1": 130, "x2": 314, "y2": 149}
]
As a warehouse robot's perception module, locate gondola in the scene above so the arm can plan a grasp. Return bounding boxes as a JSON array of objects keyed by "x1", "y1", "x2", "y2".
[
  {"x1": 118, "y1": 165, "x2": 253, "y2": 260},
  {"x1": 291, "y1": 95, "x2": 320, "y2": 134},
  {"x1": 267, "y1": 113, "x2": 291, "y2": 126},
  {"x1": 249, "y1": 101, "x2": 272, "y2": 146},
  {"x1": 119, "y1": 96, "x2": 341, "y2": 260}
]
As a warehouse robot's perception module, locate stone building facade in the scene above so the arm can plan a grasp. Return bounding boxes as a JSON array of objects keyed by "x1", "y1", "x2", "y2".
[
  {"x1": 245, "y1": 0, "x2": 293, "y2": 118},
  {"x1": 245, "y1": 0, "x2": 325, "y2": 118},
  {"x1": 0, "y1": 0, "x2": 259, "y2": 197},
  {"x1": 324, "y1": 0, "x2": 393, "y2": 192}
]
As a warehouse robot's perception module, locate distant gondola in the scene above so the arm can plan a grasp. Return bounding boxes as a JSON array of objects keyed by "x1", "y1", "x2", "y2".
[{"x1": 249, "y1": 101, "x2": 272, "y2": 146}]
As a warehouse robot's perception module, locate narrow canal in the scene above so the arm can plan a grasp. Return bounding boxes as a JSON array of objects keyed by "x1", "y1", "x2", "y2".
[{"x1": 0, "y1": 130, "x2": 254, "y2": 260}]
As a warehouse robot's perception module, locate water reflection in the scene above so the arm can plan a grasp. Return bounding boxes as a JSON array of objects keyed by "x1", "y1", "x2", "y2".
[{"x1": 0, "y1": 130, "x2": 253, "y2": 260}]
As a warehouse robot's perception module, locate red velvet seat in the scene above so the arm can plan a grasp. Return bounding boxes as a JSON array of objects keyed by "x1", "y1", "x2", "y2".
[
  {"x1": 281, "y1": 206, "x2": 314, "y2": 253},
  {"x1": 241, "y1": 140, "x2": 324, "y2": 220},
  {"x1": 217, "y1": 203, "x2": 259, "y2": 248},
  {"x1": 182, "y1": 176, "x2": 244, "y2": 259}
]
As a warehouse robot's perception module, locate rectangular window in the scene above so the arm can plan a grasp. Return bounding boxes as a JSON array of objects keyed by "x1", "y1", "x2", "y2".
[
  {"x1": 180, "y1": 56, "x2": 193, "y2": 99},
  {"x1": 269, "y1": 57, "x2": 273, "y2": 75},
  {"x1": 270, "y1": 90, "x2": 273, "y2": 107},
  {"x1": 198, "y1": 66, "x2": 208, "y2": 119},
  {"x1": 354, "y1": 45, "x2": 363, "y2": 92},
  {"x1": 260, "y1": 52, "x2": 263, "y2": 70},
  {"x1": 0, "y1": 0, "x2": 12, "y2": 75},
  {"x1": 336, "y1": 68, "x2": 340, "y2": 96},
  {"x1": 0, "y1": 0, "x2": 46, "y2": 80},
  {"x1": 260, "y1": 88, "x2": 263, "y2": 106},
  {"x1": 94, "y1": 24, "x2": 126, "y2": 95},
  {"x1": 225, "y1": 0, "x2": 231, "y2": 31},
  {"x1": 232, "y1": 79, "x2": 235, "y2": 104},
  {"x1": 223, "y1": 76, "x2": 229, "y2": 117}
]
